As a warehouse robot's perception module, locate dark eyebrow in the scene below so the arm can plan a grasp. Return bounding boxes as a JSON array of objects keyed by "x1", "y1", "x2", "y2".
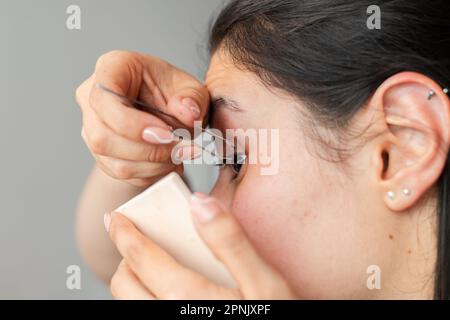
[
  {"x1": 207, "y1": 96, "x2": 244, "y2": 126},
  {"x1": 210, "y1": 96, "x2": 243, "y2": 113}
]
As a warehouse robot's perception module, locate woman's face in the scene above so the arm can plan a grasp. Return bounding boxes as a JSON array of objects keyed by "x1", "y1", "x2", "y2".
[{"x1": 205, "y1": 50, "x2": 404, "y2": 299}]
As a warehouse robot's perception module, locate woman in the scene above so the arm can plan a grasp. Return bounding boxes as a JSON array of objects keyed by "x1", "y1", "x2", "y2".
[{"x1": 75, "y1": 0, "x2": 450, "y2": 299}]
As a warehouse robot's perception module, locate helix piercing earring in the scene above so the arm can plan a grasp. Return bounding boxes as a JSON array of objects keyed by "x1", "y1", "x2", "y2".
[
  {"x1": 402, "y1": 188, "x2": 411, "y2": 196},
  {"x1": 387, "y1": 191, "x2": 396, "y2": 200},
  {"x1": 427, "y1": 88, "x2": 449, "y2": 100},
  {"x1": 427, "y1": 90, "x2": 436, "y2": 100}
]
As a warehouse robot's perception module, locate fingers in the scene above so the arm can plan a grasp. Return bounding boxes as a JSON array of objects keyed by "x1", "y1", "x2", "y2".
[
  {"x1": 94, "y1": 155, "x2": 176, "y2": 180},
  {"x1": 89, "y1": 51, "x2": 172, "y2": 142},
  {"x1": 107, "y1": 213, "x2": 203, "y2": 298},
  {"x1": 82, "y1": 109, "x2": 176, "y2": 162},
  {"x1": 106, "y1": 204, "x2": 293, "y2": 300},
  {"x1": 89, "y1": 84, "x2": 172, "y2": 142},
  {"x1": 75, "y1": 75, "x2": 94, "y2": 111},
  {"x1": 93, "y1": 50, "x2": 140, "y2": 96},
  {"x1": 189, "y1": 193, "x2": 294, "y2": 299},
  {"x1": 165, "y1": 87, "x2": 209, "y2": 128},
  {"x1": 76, "y1": 51, "x2": 211, "y2": 185},
  {"x1": 90, "y1": 51, "x2": 209, "y2": 144},
  {"x1": 140, "y1": 58, "x2": 210, "y2": 128},
  {"x1": 110, "y1": 260, "x2": 155, "y2": 300}
]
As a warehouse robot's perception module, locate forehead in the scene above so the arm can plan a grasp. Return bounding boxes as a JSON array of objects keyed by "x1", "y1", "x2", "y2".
[
  {"x1": 204, "y1": 49, "x2": 302, "y2": 131},
  {"x1": 205, "y1": 49, "x2": 291, "y2": 103},
  {"x1": 205, "y1": 51, "x2": 257, "y2": 126},
  {"x1": 205, "y1": 50, "x2": 265, "y2": 110},
  {"x1": 205, "y1": 51, "x2": 244, "y2": 91}
]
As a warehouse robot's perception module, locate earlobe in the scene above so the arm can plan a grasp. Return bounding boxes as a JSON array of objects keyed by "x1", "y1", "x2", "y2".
[{"x1": 370, "y1": 72, "x2": 450, "y2": 212}]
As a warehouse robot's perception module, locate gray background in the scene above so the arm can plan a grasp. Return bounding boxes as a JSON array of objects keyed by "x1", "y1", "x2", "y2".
[{"x1": 0, "y1": 0, "x2": 222, "y2": 299}]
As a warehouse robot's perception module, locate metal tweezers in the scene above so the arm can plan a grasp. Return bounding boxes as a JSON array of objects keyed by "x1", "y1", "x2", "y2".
[{"x1": 96, "y1": 83, "x2": 246, "y2": 165}]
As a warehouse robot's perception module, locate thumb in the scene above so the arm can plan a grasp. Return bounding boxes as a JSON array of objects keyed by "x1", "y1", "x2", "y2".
[{"x1": 189, "y1": 192, "x2": 283, "y2": 296}]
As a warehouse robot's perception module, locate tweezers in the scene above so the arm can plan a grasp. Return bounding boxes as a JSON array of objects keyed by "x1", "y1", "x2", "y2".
[{"x1": 96, "y1": 83, "x2": 245, "y2": 164}]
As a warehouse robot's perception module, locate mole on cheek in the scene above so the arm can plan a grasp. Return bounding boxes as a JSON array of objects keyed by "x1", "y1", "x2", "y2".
[{"x1": 388, "y1": 234, "x2": 394, "y2": 240}]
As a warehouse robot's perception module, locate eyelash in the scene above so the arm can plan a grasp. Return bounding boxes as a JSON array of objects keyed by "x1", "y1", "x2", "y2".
[
  {"x1": 221, "y1": 153, "x2": 246, "y2": 177},
  {"x1": 225, "y1": 161, "x2": 243, "y2": 175}
]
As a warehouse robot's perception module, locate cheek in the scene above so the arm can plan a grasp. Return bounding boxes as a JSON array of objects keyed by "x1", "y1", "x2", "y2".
[
  {"x1": 227, "y1": 136, "x2": 366, "y2": 298},
  {"x1": 229, "y1": 159, "x2": 385, "y2": 299},
  {"x1": 210, "y1": 123, "x2": 381, "y2": 297},
  {"x1": 229, "y1": 149, "x2": 326, "y2": 288},
  {"x1": 230, "y1": 129, "x2": 325, "y2": 252},
  {"x1": 231, "y1": 174, "x2": 307, "y2": 254}
]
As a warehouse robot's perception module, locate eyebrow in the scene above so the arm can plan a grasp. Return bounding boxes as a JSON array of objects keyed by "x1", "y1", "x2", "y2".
[
  {"x1": 210, "y1": 96, "x2": 243, "y2": 113},
  {"x1": 207, "y1": 96, "x2": 244, "y2": 126}
]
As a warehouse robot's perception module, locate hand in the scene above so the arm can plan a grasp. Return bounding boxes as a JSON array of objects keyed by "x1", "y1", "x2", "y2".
[
  {"x1": 105, "y1": 192, "x2": 296, "y2": 300},
  {"x1": 75, "y1": 51, "x2": 209, "y2": 187}
]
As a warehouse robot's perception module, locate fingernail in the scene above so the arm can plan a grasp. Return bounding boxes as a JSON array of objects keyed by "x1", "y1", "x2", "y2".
[
  {"x1": 176, "y1": 145, "x2": 202, "y2": 161},
  {"x1": 181, "y1": 97, "x2": 201, "y2": 119},
  {"x1": 143, "y1": 127, "x2": 175, "y2": 144},
  {"x1": 190, "y1": 194, "x2": 220, "y2": 223},
  {"x1": 104, "y1": 212, "x2": 111, "y2": 232}
]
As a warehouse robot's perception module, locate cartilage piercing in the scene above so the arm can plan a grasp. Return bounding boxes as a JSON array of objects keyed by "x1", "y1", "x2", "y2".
[
  {"x1": 427, "y1": 88, "x2": 449, "y2": 100},
  {"x1": 427, "y1": 90, "x2": 436, "y2": 100}
]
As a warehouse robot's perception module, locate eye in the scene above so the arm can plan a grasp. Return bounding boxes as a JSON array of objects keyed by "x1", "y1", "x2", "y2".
[
  {"x1": 229, "y1": 162, "x2": 242, "y2": 175},
  {"x1": 214, "y1": 152, "x2": 247, "y2": 178},
  {"x1": 225, "y1": 153, "x2": 246, "y2": 176}
]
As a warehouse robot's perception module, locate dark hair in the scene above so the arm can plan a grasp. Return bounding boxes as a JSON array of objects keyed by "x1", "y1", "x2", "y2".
[{"x1": 209, "y1": 0, "x2": 450, "y2": 299}]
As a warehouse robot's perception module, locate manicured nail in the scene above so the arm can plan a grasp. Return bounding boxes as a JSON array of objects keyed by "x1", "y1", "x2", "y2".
[
  {"x1": 190, "y1": 193, "x2": 220, "y2": 223},
  {"x1": 181, "y1": 97, "x2": 201, "y2": 119},
  {"x1": 104, "y1": 212, "x2": 111, "y2": 232},
  {"x1": 143, "y1": 127, "x2": 175, "y2": 144},
  {"x1": 176, "y1": 145, "x2": 202, "y2": 161}
]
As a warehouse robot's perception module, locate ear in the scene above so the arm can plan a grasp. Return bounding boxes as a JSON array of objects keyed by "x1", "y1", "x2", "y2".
[{"x1": 369, "y1": 72, "x2": 450, "y2": 211}]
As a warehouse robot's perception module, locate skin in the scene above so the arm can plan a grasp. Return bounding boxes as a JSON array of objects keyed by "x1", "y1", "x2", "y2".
[{"x1": 76, "y1": 50, "x2": 450, "y2": 299}]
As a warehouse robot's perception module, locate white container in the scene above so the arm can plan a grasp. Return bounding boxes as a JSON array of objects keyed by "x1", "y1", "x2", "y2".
[{"x1": 115, "y1": 172, "x2": 235, "y2": 288}]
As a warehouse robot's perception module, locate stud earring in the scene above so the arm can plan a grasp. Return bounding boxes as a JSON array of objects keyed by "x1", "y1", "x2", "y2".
[
  {"x1": 402, "y1": 188, "x2": 411, "y2": 196},
  {"x1": 387, "y1": 191, "x2": 396, "y2": 200},
  {"x1": 427, "y1": 87, "x2": 449, "y2": 100},
  {"x1": 428, "y1": 90, "x2": 436, "y2": 100}
]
